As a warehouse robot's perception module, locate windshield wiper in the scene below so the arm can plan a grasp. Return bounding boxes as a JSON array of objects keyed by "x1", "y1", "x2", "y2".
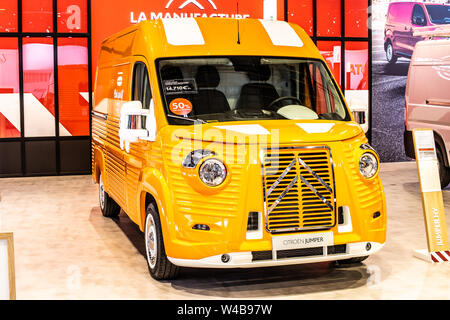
[{"x1": 167, "y1": 114, "x2": 207, "y2": 124}]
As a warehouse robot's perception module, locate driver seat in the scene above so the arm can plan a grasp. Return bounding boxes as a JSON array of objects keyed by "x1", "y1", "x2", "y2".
[
  {"x1": 192, "y1": 65, "x2": 230, "y2": 115},
  {"x1": 235, "y1": 65, "x2": 279, "y2": 110}
]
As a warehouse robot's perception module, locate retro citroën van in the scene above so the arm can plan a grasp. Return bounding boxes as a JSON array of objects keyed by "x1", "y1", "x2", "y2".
[{"x1": 92, "y1": 18, "x2": 386, "y2": 279}]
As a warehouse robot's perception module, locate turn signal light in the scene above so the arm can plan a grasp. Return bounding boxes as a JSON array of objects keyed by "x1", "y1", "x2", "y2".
[
  {"x1": 192, "y1": 224, "x2": 210, "y2": 231},
  {"x1": 247, "y1": 212, "x2": 259, "y2": 231}
]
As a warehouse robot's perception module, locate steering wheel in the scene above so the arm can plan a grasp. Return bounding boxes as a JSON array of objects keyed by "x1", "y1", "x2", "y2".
[
  {"x1": 267, "y1": 96, "x2": 303, "y2": 111},
  {"x1": 230, "y1": 108, "x2": 274, "y2": 118}
]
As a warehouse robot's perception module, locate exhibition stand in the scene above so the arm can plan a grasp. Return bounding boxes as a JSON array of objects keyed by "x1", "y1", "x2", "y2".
[{"x1": 412, "y1": 129, "x2": 450, "y2": 263}]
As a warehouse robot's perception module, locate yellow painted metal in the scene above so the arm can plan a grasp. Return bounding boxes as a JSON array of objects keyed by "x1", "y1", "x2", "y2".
[{"x1": 91, "y1": 18, "x2": 387, "y2": 261}]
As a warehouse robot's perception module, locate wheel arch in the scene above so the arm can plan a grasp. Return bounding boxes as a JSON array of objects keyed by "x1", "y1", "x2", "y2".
[
  {"x1": 139, "y1": 168, "x2": 175, "y2": 247},
  {"x1": 434, "y1": 131, "x2": 449, "y2": 168},
  {"x1": 384, "y1": 36, "x2": 393, "y2": 51},
  {"x1": 92, "y1": 146, "x2": 105, "y2": 184}
]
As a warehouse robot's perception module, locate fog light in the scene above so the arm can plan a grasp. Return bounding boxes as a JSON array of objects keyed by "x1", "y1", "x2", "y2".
[
  {"x1": 192, "y1": 224, "x2": 210, "y2": 231},
  {"x1": 352, "y1": 111, "x2": 366, "y2": 125},
  {"x1": 366, "y1": 242, "x2": 372, "y2": 251},
  {"x1": 221, "y1": 254, "x2": 231, "y2": 263},
  {"x1": 247, "y1": 212, "x2": 259, "y2": 231},
  {"x1": 338, "y1": 207, "x2": 344, "y2": 225}
]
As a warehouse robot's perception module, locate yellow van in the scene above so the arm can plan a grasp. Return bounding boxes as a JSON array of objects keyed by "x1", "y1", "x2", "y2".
[{"x1": 92, "y1": 18, "x2": 386, "y2": 280}]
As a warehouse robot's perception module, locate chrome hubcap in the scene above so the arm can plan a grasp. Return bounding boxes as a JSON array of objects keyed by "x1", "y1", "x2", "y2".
[
  {"x1": 99, "y1": 176, "x2": 105, "y2": 210},
  {"x1": 387, "y1": 45, "x2": 393, "y2": 61},
  {"x1": 145, "y1": 214, "x2": 157, "y2": 269}
]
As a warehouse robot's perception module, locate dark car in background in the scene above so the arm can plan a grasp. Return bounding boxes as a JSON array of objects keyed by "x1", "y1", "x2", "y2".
[{"x1": 384, "y1": 2, "x2": 450, "y2": 64}]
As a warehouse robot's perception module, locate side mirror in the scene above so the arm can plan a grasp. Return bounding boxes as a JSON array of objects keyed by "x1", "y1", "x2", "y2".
[
  {"x1": 345, "y1": 91, "x2": 369, "y2": 133},
  {"x1": 119, "y1": 100, "x2": 156, "y2": 152},
  {"x1": 352, "y1": 110, "x2": 366, "y2": 125},
  {"x1": 413, "y1": 16, "x2": 425, "y2": 26}
]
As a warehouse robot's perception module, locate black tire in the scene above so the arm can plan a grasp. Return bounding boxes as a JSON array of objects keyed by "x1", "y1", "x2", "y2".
[
  {"x1": 99, "y1": 174, "x2": 121, "y2": 218},
  {"x1": 144, "y1": 202, "x2": 179, "y2": 280},
  {"x1": 385, "y1": 41, "x2": 398, "y2": 64},
  {"x1": 336, "y1": 256, "x2": 369, "y2": 265},
  {"x1": 436, "y1": 146, "x2": 450, "y2": 189}
]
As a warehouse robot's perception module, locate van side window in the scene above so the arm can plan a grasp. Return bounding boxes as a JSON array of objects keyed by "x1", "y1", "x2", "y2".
[
  {"x1": 412, "y1": 5, "x2": 427, "y2": 26},
  {"x1": 132, "y1": 62, "x2": 152, "y2": 109},
  {"x1": 307, "y1": 63, "x2": 345, "y2": 120}
]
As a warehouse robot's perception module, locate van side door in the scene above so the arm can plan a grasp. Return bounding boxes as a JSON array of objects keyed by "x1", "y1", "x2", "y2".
[
  {"x1": 407, "y1": 49, "x2": 450, "y2": 160},
  {"x1": 409, "y1": 4, "x2": 428, "y2": 54},
  {"x1": 123, "y1": 60, "x2": 154, "y2": 224},
  {"x1": 97, "y1": 61, "x2": 132, "y2": 211},
  {"x1": 389, "y1": 3, "x2": 410, "y2": 55}
]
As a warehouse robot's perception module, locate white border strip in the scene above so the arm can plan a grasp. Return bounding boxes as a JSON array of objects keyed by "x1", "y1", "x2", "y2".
[
  {"x1": 214, "y1": 124, "x2": 270, "y2": 135},
  {"x1": 297, "y1": 123, "x2": 335, "y2": 134},
  {"x1": 162, "y1": 18, "x2": 205, "y2": 46},
  {"x1": 168, "y1": 242, "x2": 384, "y2": 268},
  {"x1": 259, "y1": 20, "x2": 303, "y2": 48}
]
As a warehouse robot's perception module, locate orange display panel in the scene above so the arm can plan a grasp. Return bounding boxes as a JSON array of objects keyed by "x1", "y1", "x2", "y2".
[
  {"x1": 345, "y1": 0, "x2": 369, "y2": 38},
  {"x1": 286, "y1": 0, "x2": 313, "y2": 36},
  {"x1": 317, "y1": 0, "x2": 341, "y2": 37},
  {"x1": 57, "y1": 0, "x2": 88, "y2": 33},
  {"x1": 22, "y1": 0, "x2": 53, "y2": 33},
  {"x1": 22, "y1": 37, "x2": 55, "y2": 137},
  {"x1": 0, "y1": 0, "x2": 18, "y2": 33},
  {"x1": 58, "y1": 38, "x2": 89, "y2": 136},
  {"x1": 317, "y1": 41, "x2": 342, "y2": 87},
  {"x1": 345, "y1": 42, "x2": 369, "y2": 91}
]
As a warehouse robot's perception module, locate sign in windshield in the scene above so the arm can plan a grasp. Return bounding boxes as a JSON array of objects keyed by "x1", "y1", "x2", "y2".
[{"x1": 157, "y1": 56, "x2": 350, "y2": 125}]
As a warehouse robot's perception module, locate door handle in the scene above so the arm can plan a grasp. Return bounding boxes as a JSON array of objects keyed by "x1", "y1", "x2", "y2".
[{"x1": 426, "y1": 99, "x2": 450, "y2": 107}]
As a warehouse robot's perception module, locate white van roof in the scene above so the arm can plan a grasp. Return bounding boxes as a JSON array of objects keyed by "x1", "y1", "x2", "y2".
[{"x1": 411, "y1": 39, "x2": 450, "y2": 66}]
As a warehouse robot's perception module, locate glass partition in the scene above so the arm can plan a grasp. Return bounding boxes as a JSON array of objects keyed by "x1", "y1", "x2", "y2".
[
  {"x1": 58, "y1": 37, "x2": 89, "y2": 136},
  {"x1": 0, "y1": 1, "x2": 91, "y2": 177},
  {"x1": 0, "y1": 38, "x2": 20, "y2": 138}
]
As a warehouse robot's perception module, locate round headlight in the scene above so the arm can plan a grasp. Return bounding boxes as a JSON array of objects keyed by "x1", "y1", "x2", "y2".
[
  {"x1": 199, "y1": 159, "x2": 227, "y2": 187},
  {"x1": 359, "y1": 152, "x2": 379, "y2": 179}
]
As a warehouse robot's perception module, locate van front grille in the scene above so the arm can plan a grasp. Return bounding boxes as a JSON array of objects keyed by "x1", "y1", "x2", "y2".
[
  {"x1": 251, "y1": 245, "x2": 347, "y2": 262},
  {"x1": 277, "y1": 247, "x2": 324, "y2": 259},
  {"x1": 262, "y1": 147, "x2": 336, "y2": 233}
]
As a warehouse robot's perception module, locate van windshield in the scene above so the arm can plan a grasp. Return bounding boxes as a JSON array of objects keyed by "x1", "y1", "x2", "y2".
[
  {"x1": 157, "y1": 57, "x2": 350, "y2": 125},
  {"x1": 426, "y1": 5, "x2": 450, "y2": 25}
]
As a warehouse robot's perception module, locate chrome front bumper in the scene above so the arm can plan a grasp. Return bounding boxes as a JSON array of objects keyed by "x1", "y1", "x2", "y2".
[{"x1": 167, "y1": 241, "x2": 384, "y2": 269}]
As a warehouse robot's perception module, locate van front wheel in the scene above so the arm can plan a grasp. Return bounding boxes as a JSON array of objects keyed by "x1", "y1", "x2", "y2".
[
  {"x1": 336, "y1": 256, "x2": 369, "y2": 265},
  {"x1": 386, "y1": 42, "x2": 397, "y2": 64},
  {"x1": 99, "y1": 174, "x2": 121, "y2": 218},
  {"x1": 436, "y1": 146, "x2": 450, "y2": 188},
  {"x1": 144, "y1": 203, "x2": 179, "y2": 280}
]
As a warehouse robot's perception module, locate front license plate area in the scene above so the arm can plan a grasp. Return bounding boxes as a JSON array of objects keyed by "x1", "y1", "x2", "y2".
[{"x1": 272, "y1": 232, "x2": 334, "y2": 251}]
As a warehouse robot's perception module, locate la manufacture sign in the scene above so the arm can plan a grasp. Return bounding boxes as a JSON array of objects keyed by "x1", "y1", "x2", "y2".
[{"x1": 130, "y1": 0, "x2": 252, "y2": 23}]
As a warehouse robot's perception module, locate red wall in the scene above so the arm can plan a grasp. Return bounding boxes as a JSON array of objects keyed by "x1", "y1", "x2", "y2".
[{"x1": 91, "y1": 0, "x2": 265, "y2": 73}]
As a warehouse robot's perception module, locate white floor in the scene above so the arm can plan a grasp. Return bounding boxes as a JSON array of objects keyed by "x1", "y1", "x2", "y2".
[{"x1": 0, "y1": 161, "x2": 449, "y2": 299}]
